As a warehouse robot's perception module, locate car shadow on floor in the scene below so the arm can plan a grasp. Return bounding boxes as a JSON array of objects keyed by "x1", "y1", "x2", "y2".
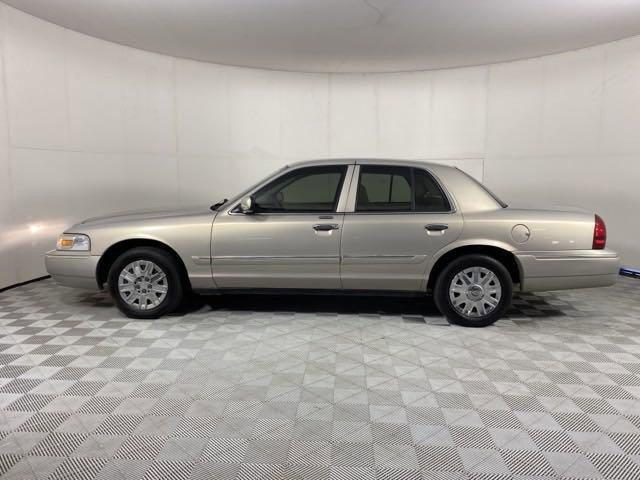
[
  {"x1": 172, "y1": 291, "x2": 566, "y2": 320},
  {"x1": 177, "y1": 292, "x2": 442, "y2": 318}
]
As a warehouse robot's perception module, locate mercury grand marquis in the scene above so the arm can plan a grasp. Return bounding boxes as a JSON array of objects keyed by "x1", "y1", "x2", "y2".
[{"x1": 45, "y1": 159, "x2": 620, "y2": 327}]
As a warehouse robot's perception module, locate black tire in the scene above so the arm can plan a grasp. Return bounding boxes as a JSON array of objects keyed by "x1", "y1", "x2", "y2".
[
  {"x1": 433, "y1": 254, "x2": 512, "y2": 327},
  {"x1": 107, "y1": 247, "x2": 184, "y2": 319}
]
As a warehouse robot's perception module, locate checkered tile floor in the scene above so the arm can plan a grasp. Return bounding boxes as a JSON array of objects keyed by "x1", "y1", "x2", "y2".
[{"x1": 0, "y1": 277, "x2": 639, "y2": 480}]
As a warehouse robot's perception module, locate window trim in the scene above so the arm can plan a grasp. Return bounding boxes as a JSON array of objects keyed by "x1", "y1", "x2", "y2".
[{"x1": 352, "y1": 165, "x2": 454, "y2": 214}]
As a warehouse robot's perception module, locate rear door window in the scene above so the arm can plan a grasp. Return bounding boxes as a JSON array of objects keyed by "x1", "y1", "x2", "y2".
[
  {"x1": 355, "y1": 165, "x2": 450, "y2": 213},
  {"x1": 356, "y1": 166, "x2": 412, "y2": 212}
]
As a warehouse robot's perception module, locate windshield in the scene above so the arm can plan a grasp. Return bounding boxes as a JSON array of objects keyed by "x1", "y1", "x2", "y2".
[{"x1": 225, "y1": 165, "x2": 290, "y2": 208}]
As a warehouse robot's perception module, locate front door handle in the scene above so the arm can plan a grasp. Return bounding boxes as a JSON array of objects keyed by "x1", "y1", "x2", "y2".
[
  {"x1": 313, "y1": 224, "x2": 340, "y2": 232},
  {"x1": 425, "y1": 224, "x2": 448, "y2": 232}
]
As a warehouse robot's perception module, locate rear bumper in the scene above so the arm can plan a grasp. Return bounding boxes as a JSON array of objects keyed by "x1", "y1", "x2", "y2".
[
  {"x1": 44, "y1": 250, "x2": 101, "y2": 290},
  {"x1": 515, "y1": 249, "x2": 620, "y2": 292}
]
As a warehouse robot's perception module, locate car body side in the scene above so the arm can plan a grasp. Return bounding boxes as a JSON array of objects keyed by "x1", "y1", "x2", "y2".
[{"x1": 45, "y1": 159, "x2": 620, "y2": 294}]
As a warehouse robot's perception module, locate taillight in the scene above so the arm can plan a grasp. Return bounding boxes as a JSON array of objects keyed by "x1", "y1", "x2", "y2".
[{"x1": 593, "y1": 214, "x2": 606, "y2": 249}]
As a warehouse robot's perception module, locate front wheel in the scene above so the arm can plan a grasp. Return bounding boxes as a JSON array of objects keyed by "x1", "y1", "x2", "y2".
[
  {"x1": 433, "y1": 254, "x2": 512, "y2": 327},
  {"x1": 107, "y1": 247, "x2": 183, "y2": 319}
]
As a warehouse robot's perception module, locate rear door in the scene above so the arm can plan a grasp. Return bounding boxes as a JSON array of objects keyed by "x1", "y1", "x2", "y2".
[{"x1": 340, "y1": 164, "x2": 462, "y2": 291}]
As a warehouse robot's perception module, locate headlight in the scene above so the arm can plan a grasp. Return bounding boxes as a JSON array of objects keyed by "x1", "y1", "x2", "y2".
[{"x1": 56, "y1": 234, "x2": 90, "y2": 251}]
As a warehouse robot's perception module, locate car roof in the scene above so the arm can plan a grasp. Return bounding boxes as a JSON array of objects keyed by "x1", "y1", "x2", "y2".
[{"x1": 286, "y1": 158, "x2": 456, "y2": 170}]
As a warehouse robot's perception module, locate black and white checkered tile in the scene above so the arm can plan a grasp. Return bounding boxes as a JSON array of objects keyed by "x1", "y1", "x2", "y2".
[{"x1": 0, "y1": 277, "x2": 639, "y2": 479}]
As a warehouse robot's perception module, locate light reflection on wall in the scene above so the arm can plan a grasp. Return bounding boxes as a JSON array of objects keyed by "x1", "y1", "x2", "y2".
[
  {"x1": 0, "y1": 220, "x2": 72, "y2": 287},
  {"x1": 1, "y1": 221, "x2": 69, "y2": 253}
]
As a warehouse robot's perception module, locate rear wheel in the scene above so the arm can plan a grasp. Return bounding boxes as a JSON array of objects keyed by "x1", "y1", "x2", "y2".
[
  {"x1": 107, "y1": 247, "x2": 183, "y2": 319},
  {"x1": 434, "y1": 254, "x2": 512, "y2": 327}
]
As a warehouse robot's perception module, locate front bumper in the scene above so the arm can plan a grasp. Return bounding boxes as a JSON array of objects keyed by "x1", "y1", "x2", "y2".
[
  {"x1": 515, "y1": 249, "x2": 620, "y2": 292},
  {"x1": 45, "y1": 250, "x2": 101, "y2": 290}
]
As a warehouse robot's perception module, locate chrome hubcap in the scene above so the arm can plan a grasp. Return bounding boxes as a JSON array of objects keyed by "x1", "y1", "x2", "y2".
[
  {"x1": 449, "y1": 266, "x2": 502, "y2": 318},
  {"x1": 118, "y1": 260, "x2": 168, "y2": 311}
]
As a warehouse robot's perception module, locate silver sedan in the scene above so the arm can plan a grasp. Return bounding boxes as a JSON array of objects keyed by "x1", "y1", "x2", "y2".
[{"x1": 46, "y1": 159, "x2": 619, "y2": 326}]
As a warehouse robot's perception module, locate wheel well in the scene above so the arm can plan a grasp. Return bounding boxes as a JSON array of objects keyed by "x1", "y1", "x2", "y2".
[
  {"x1": 96, "y1": 239, "x2": 192, "y2": 290},
  {"x1": 426, "y1": 245, "x2": 521, "y2": 292}
]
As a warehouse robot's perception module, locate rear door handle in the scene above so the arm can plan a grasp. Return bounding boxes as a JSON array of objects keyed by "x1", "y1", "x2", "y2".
[
  {"x1": 425, "y1": 224, "x2": 448, "y2": 232},
  {"x1": 313, "y1": 224, "x2": 340, "y2": 231}
]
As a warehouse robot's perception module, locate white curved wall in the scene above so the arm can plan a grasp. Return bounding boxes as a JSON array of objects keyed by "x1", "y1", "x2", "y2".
[{"x1": 0, "y1": 4, "x2": 638, "y2": 289}]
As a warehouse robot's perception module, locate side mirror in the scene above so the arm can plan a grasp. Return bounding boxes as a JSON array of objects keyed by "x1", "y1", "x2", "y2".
[{"x1": 239, "y1": 195, "x2": 255, "y2": 214}]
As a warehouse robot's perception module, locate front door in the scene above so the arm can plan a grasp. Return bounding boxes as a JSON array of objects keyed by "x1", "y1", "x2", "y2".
[
  {"x1": 212, "y1": 164, "x2": 351, "y2": 289},
  {"x1": 340, "y1": 164, "x2": 462, "y2": 291}
]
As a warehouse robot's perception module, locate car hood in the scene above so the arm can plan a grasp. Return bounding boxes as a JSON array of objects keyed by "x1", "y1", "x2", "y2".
[{"x1": 77, "y1": 207, "x2": 213, "y2": 227}]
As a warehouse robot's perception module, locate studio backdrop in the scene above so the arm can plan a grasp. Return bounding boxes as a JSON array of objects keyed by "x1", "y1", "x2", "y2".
[{"x1": 1, "y1": 4, "x2": 639, "y2": 289}]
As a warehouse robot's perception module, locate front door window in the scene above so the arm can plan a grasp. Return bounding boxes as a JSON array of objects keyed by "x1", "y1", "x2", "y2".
[{"x1": 253, "y1": 166, "x2": 347, "y2": 213}]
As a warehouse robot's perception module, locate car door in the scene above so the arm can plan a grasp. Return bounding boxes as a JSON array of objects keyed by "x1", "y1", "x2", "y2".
[
  {"x1": 340, "y1": 164, "x2": 462, "y2": 291},
  {"x1": 211, "y1": 164, "x2": 353, "y2": 289}
]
